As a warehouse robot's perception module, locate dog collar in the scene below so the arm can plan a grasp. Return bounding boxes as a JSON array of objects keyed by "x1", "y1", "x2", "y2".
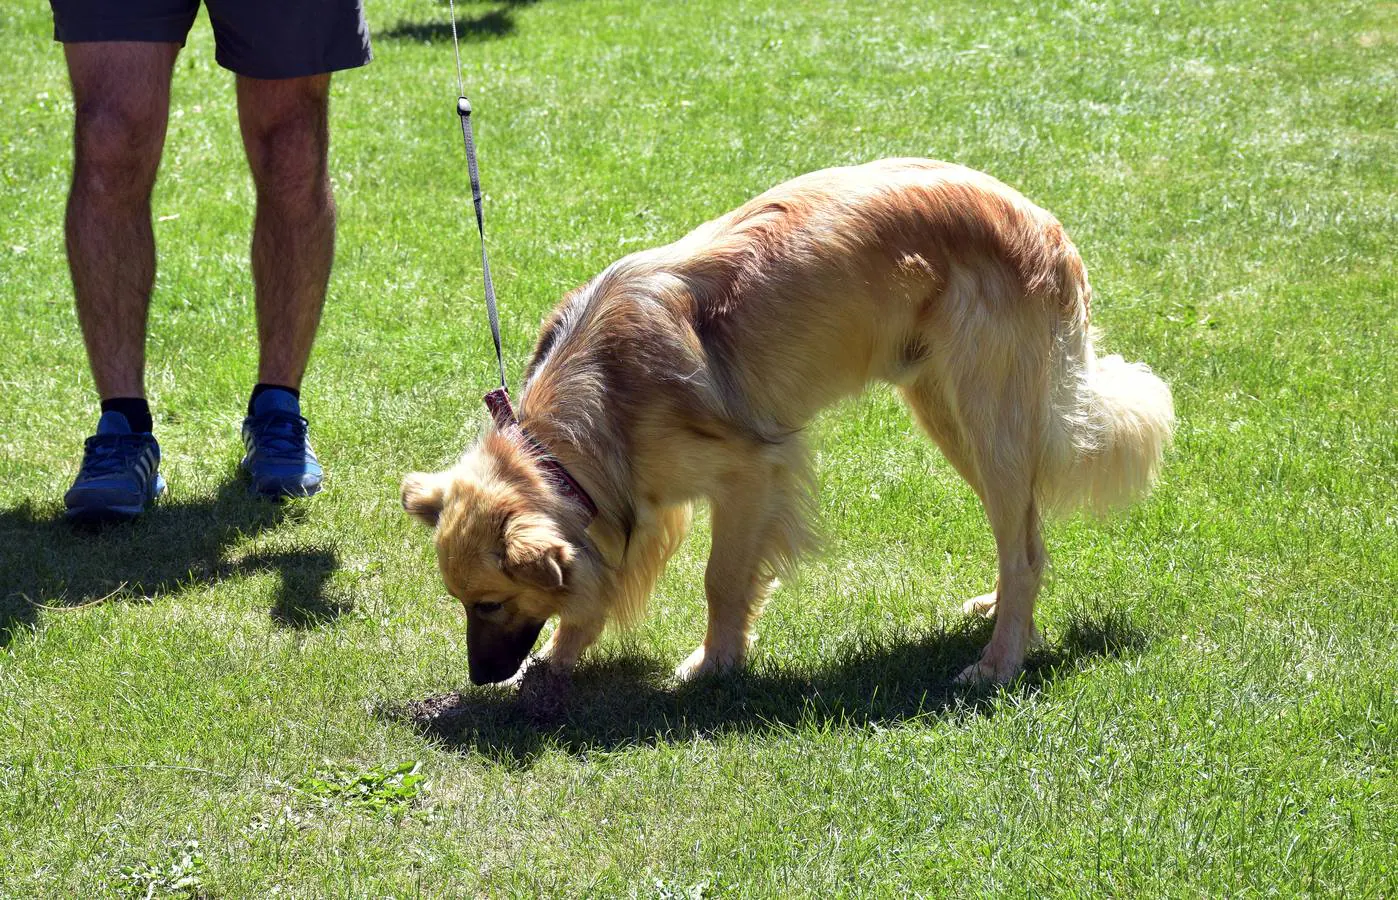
[{"x1": 484, "y1": 387, "x2": 599, "y2": 523}]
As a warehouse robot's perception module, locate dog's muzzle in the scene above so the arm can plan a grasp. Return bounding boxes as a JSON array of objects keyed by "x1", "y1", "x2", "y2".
[{"x1": 466, "y1": 610, "x2": 547, "y2": 685}]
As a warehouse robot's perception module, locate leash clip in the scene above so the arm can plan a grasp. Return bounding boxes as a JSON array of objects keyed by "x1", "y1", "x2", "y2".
[
  {"x1": 483, "y1": 386, "x2": 600, "y2": 523},
  {"x1": 457, "y1": 96, "x2": 471, "y2": 118},
  {"x1": 484, "y1": 387, "x2": 516, "y2": 429}
]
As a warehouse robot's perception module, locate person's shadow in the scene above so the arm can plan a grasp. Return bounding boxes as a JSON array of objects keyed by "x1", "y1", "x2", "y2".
[
  {"x1": 0, "y1": 474, "x2": 345, "y2": 646},
  {"x1": 381, "y1": 609, "x2": 1148, "y2": 767}
]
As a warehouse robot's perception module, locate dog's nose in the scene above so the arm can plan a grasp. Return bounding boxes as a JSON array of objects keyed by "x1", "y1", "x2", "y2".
[{"x1": 466, "y1": 612, "x2": 546, "y2": 685}]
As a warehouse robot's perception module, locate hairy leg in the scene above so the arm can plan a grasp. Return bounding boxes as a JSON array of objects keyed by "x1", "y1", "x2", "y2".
[
  {"x1": 236, "y1": 74, "x2": 335, "y2": 389},
  {"x1": 63, "y1": 42, "x2": 180, "y2": 401},
  {"x1": 902, "y1": 332, "x2": 1050, "y2": 682},
  {"x1": 534, "y1": 503, "x2": 693, "y2": 674}
]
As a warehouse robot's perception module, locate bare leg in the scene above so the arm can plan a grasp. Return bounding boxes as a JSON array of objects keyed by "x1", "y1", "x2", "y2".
[
  {"x1": 235, "y1": 75, "x2": 336, "y2": 389},
  {"x1": 63, "y1": 42, "x2": 180, "y2": 401}
]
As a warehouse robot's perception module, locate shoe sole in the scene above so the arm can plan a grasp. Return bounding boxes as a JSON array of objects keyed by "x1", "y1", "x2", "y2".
[
  {"x1": 248, "y1": 479, "x2": 323, "y2": 499},
  {"x1": 241, "y1": 459, "x2": 322, "y2": 498},
  {"x1": 65, "y1": 474, "x2": 166, "y2": 524},
  {"x1": 239, "y1": 452, "x2": 322, "y2": 499}
]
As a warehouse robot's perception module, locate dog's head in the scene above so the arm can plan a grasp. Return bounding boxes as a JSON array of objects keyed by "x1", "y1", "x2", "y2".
[{"x1": 401, "y1": 437, "x2": 593, "y2": 684}]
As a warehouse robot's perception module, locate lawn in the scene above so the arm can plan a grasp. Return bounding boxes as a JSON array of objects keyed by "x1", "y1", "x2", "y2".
[{"x1": 1, "y1": 0, "x2": 1395, "y2": 895}]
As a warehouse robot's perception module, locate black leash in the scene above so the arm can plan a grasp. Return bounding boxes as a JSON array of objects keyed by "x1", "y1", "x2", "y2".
[
  {"x1": 444, "y1": 3, "x2": 599, "y2": 523},
  {"x1": 448, "y1": 0, "x2": 507, "y2": 394}
]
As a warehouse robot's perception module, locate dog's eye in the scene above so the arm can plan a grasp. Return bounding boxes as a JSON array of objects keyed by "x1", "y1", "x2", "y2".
[{"x1": 475, "y1": 601, "x2": 504, "y2": 614}]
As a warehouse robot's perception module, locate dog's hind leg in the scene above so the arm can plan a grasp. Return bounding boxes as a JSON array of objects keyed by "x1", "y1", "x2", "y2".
[
  {"x1": 902, "y1": 297, "x2": 1051, "y2": 683},
  {"x1": 899, "y1": 377, "x2": 1001, "y2": 619},
  {"x1": 954, "y1": 483, "x2": 1045, "y2": 684},
  {"x1": 676, "y1": 439, "x2": 814, "y2": 681},
  {"x1": 951, "y1": 360, "x2": 1049, "y2": 685},
  {"x1": 899, "y1": 378, "x2": 982, "y2": 497}
]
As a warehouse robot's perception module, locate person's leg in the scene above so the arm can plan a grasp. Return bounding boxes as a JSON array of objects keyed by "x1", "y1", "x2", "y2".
[
  {"x1": 236, "y1": 74, "x2": 335, "y2": 392},
  {"x1": 64, "y1": 41, "x2": 180, "y2": 412},
  {"x1": 211, "y1": 0, "x2": 368, "y2": 496},
  {"x1": 60, "y1": 41, "x2": 180, "y2": 521},
  {"x1": 231, "y1": 75, "x2": 335, "y2": 497}
]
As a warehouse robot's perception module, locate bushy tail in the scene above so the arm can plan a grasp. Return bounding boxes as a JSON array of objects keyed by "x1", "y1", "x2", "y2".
[{"x1": 1038, "y1": 268, "x2": 1176, "y2": 517}]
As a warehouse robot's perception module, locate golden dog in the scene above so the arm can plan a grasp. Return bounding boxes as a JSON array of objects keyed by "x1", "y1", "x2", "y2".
[{"x1": 402, "y1": 159, "x2": 1174, "y2": 688}]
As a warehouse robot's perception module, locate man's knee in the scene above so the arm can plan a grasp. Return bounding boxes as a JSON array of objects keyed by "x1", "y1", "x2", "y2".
[
  {"x1": 240, "y1": 80, "x2": 332, "y2": 205},
  {"x1": 72, "y1": 101, "x2": 166, "y2": 202},
  {"x1": 246, "y1": 116, "x2": 330, "y2": 205}
]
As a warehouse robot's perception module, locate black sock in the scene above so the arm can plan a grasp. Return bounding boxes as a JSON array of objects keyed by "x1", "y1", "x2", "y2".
[
  {"x1": 100, "y1": 397, "x2": 153, "y2": 434},
  {"x1": 248, "y1": 383, "x2": 300, "y2": 415}
]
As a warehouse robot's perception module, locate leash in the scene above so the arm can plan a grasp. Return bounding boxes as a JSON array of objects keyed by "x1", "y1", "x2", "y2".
[
  {"x1": 446, "y1": 2, "x2": 598, "y2": 523},
  {"x1": 448, "y1": 0, "x2": 506, "y2": 394}
]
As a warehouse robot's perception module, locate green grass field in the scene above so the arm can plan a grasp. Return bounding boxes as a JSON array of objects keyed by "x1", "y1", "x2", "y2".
[{"x1": 2, "y1": 0, "x2": 1395, "y2": 895}]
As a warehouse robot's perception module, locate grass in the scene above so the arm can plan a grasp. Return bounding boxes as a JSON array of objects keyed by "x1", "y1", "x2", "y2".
[{"x1": 1, "y1": 0, "x2": 1394, "y2": 895}]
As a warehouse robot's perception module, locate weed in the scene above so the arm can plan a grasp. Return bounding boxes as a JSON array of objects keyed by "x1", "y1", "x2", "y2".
[
  {"x1": 113, "y1": 839, "x2": 205, "y2": 899},
  {"x1": 299, "y1": 761, "x2": 427, "y2": 815}
]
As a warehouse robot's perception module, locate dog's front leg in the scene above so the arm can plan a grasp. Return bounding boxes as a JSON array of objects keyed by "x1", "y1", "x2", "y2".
[
  {"x1": 536, "y1": 612, "x2": 605, "y2": 672},
  {"x1": 508, "y1": 613, "x2": 604, "y2": 719},
  {"x1": 676, "y1": 474, "x2": 776, "y2": 681}
]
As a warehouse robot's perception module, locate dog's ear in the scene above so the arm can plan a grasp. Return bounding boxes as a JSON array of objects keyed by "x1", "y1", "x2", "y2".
[
  {"x1": 401, "y1": 472, "x2": 449, "y2": 527},
  {"x1": 502, "y1": 513, "x2": 572, "y2": 591}
]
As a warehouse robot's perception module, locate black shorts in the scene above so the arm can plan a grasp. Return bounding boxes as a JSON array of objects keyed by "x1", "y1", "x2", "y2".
[{"x1": 51, "y1": 0, "x2": 372, "y2": 79}]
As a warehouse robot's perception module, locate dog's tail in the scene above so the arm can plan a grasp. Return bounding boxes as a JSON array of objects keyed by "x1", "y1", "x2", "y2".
[{"x1": 1037, "y1": 246, "x2": 1175, "y2": 516}]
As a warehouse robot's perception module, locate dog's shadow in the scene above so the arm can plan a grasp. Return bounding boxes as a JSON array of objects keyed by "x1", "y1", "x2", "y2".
[
  {"x1": 383, "y1": 611, "x2": 1147, "y2": 765},
  {"x1": 0, "y1": 474, "x2": 344, "y2": 645}
]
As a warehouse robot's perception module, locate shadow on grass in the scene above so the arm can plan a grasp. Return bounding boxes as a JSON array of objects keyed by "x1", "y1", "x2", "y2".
[
  {"x1": 382, "y1": 611, "x2": 1147, "y2": 765},
  {"x1": 380, "y1": 0, "x2": 540, "y2": 43},
  {"x1": 0, "y1": 475, "x2": 344, "y2": 645}
]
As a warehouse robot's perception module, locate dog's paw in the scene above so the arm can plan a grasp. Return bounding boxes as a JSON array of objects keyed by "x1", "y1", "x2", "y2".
[
  {"x1": 962, "y1": 591, "x2": 998, "y2": 618},
  {"x1": 674, "y1": 645, "x2": 743, "y2": 682},
  {"x1": 511, "y1": 656, "x2": 573, "y2": 722},
  {"x1": 954, "y1": 646, "x2": 1025, "y2": 686},
  {"x1": 954, "y1": 659, "x2": 1018, "y2": 686}
]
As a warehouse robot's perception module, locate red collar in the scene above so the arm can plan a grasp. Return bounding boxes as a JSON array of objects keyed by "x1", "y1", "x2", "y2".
[{"x1": 484, "y1": 388, "x2": 599, "y2": 522}]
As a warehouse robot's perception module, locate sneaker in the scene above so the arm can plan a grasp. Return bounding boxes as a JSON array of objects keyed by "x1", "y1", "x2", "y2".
[
  {"x1": 241, "y1": 388, "x2": 323, "y2": 497},
  {"x1": 64, "y1": 411, "x2": 166, "y2": 523}
]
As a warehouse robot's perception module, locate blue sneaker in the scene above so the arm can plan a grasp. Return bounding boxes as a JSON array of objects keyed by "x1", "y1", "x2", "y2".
[
  {"x1": 64, "y1": 411, "x2": 166, "y2": 523},
  {"x1": 241, "y1": 388, "x2": 323, "y2": 497}
]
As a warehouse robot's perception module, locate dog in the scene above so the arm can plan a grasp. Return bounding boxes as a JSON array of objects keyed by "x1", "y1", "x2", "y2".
[{"x1": 402, "y1": 158, "x2": 1174, "y2": 689}]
